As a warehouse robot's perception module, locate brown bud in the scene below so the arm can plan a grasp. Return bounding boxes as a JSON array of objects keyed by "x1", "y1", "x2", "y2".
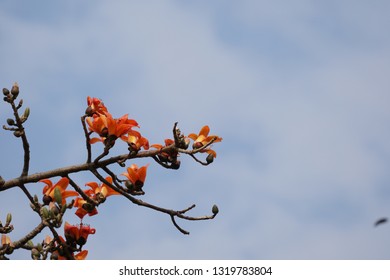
[
  {"x1": 171, "y1": 160, "x2": 181, "y2": 170},
  {"x1": 11, "y1": 82, "x2": 19, "y2": 97},
  {"x1": 2, "y1": 88, "x2": 9, "y2": 96},
  {"x1": 13, "y1": 130, "x2": 23, "y2": 138},
  {"x1": 212, "y1": 204, "x2": 219, "y2": 215},
  {"x1": 6, "y1": 118, "x2": 15, "y2": 126},
  {"x1": 206, "y1": 153, "x2": 214, "y2": 164}
]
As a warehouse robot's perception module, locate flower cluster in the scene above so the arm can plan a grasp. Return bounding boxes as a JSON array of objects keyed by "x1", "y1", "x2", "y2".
[
  {"x1": 6, "y1": 95, "x2": 222, "y2": 260},
  {"x1": 85, "y1": 97, "x2": 149, "y2": 151}
]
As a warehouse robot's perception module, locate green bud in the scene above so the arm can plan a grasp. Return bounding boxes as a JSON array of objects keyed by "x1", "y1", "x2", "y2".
[
  {"x1": 5, "y1": 213, "x2": 12, "y2": 225},
  {"x1": 27, "y1": 240, "x2": 34, "y2": 248},
  {"x1": 23, "y1": 107, "x2": 30, "y2": 120},
  {"x1": 31, "y1": 248, "x2": 40, "y2": 260},
  {"x1": 40, "y1": 207, "x2": 49, "y2": 219},
  {"x1": 212, "y1": 204, "x2": 219, "y2": 215},
  {"x1": 36, "y1": 242, "x2": 43, "y2": 252},
  {"x1": 206, "y1": 153, "x2": 214, "y2": 164},
  {"x1": 53, "y1": 187, "x2": 62, "y2": 205},
  {"x1": 6, "y1": 118, "x2": 15, "y2": 126}
]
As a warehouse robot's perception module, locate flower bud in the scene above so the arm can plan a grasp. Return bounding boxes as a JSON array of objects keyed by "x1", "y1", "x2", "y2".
[
  {"x1": 22, "y1": 107, "x2": 30, "y2": 120},
  {"x1": 2, "y1": 88, "x2": 9, "y2": 96},
  {"x1": 212, "y1": 204, "x2": 219, "y2": 215},
  {"x1": 206, "y1": 153, "x2": 214, "y2": 164},
  {"x1": 6, "y1": 118, "x2": 15, "y2": 126},
  {"x1": 53, "y1": 187, "x2": 62, "y2": 205},
  {"x1": 0, "y1": 176, "x2": 4, "y2": 187},
  {"x1": 13, "y1": 130, "x2": 23, "y2": 138},
  {"x1": 36, "y1": 242, "x2": 43, "y2": 252},
  {"x1": 6, "y1": 213, "x2": 12, "y2": 225},
  {"x1": 31, "y1": 248, "x2": 40, "y2": 260},
  {"x1": 171, "y1": 160, "x2": 181, "y2": 170},
  {"x1": 40, "y1": 207, "x2": 49, "y2": 219},
  {"x1": 11, "y1": 82, "x2": 19, "y2": 97}
]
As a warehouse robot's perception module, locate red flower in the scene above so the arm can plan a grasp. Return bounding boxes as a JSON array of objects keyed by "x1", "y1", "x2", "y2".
[
  {"x1": 86, "y1": 114, "x2": 139, "y2": 144},
  {"x1": 64, "y1": 222, "x2": 96, "y2": 246},
  {"x1": 40, "y1": 177, "x2": 79, "y2": 205},
  {"x1": 121, "y1": 164, "x2": 149, "y2": 194},
  {"x1": 74, "y1": 177, "x2": 118, "y2": 219},
  {"x1": 86, "y1": 96, "x2": 111, "y2": 117}
]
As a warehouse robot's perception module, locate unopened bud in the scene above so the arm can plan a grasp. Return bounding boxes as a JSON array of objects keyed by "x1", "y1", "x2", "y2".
[
  {"x1": 5, "y1": 213, "x2": 12, "y2": 225},
  {"x1": 22, "y1": 107, "x2": 30, "y2": 120},
  {"x1": 11, "y1": 82, "x2": 19, "y2": 97},
  {"x1": 40, "y1": 207, "x2": 49, "y2": 219},
  {"x1": 36, "y1": 242, "x2": 43, "y2": 252},
  {"x1": 13, "y1": 130, "x2": 23, "y2": 138},
  {"x1": 2, "y1": 88, "x2": 9, "y2": 96},
  {"x1": 53, "y1": 187, "x2": 62, "y2": 205},
  {"x1": 212, "y1": 204, "x2": 219, "y2": 215},
  {"x1": 171, "y1": 160, "x2": 181, "y2": 170},
  {"x1": 206, "y1": 153, "x2": 214, "y2": 164},
  {"x1": 31, "y1": 248, "x2": 40, "y2": 260},
  {"x1": 0, "y1": 176, "x2": 4, "y2": 187},
  {"x1": 6, "y1": 118, "x2": 15, "y2": 126}
]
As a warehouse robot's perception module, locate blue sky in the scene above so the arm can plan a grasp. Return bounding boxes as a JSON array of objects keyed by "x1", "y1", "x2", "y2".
[{"x1": 1, "y1": 0, "x2": 390, "y2": 259}]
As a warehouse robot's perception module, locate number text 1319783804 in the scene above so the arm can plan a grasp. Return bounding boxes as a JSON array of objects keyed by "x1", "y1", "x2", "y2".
[{"x1": 212, "y1": 266, "x2": 272, "y2": 276}]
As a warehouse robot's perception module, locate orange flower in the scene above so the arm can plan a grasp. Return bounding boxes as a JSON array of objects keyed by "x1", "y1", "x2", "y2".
[
  {"x1": 86, "y1": 114, "x2": 138, "y2": 144},
  {"x1": 74, "y1": 197, "x2": 98, "y2": 219},
  {"x1": 84, "y1": 176, "x2": 120, "y2": 199},
  {"x1": 40, "y1": 177, "x2": 79, "y2": 205},
  {"x1": 124, "y1": 130, "x2": 149, "y2": 151},
  {"x1": 121, "y1": 164, "x2": 149, "y2": 194},
  {"x1": 74, "y1": 177, "x2": 118, "y2": 219},
  {"x1": 86, "y1": 96, "x2": 111, "y2": 117},
  {"x1": 64, "y1": 222, "x2": 96, "y2": 246},
  {"x1": 188, "y1": 125, "x2": 222, "y2": 157},
  {"x1": 151, "y1": 139, "x2": 177, "y2": 162}
]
